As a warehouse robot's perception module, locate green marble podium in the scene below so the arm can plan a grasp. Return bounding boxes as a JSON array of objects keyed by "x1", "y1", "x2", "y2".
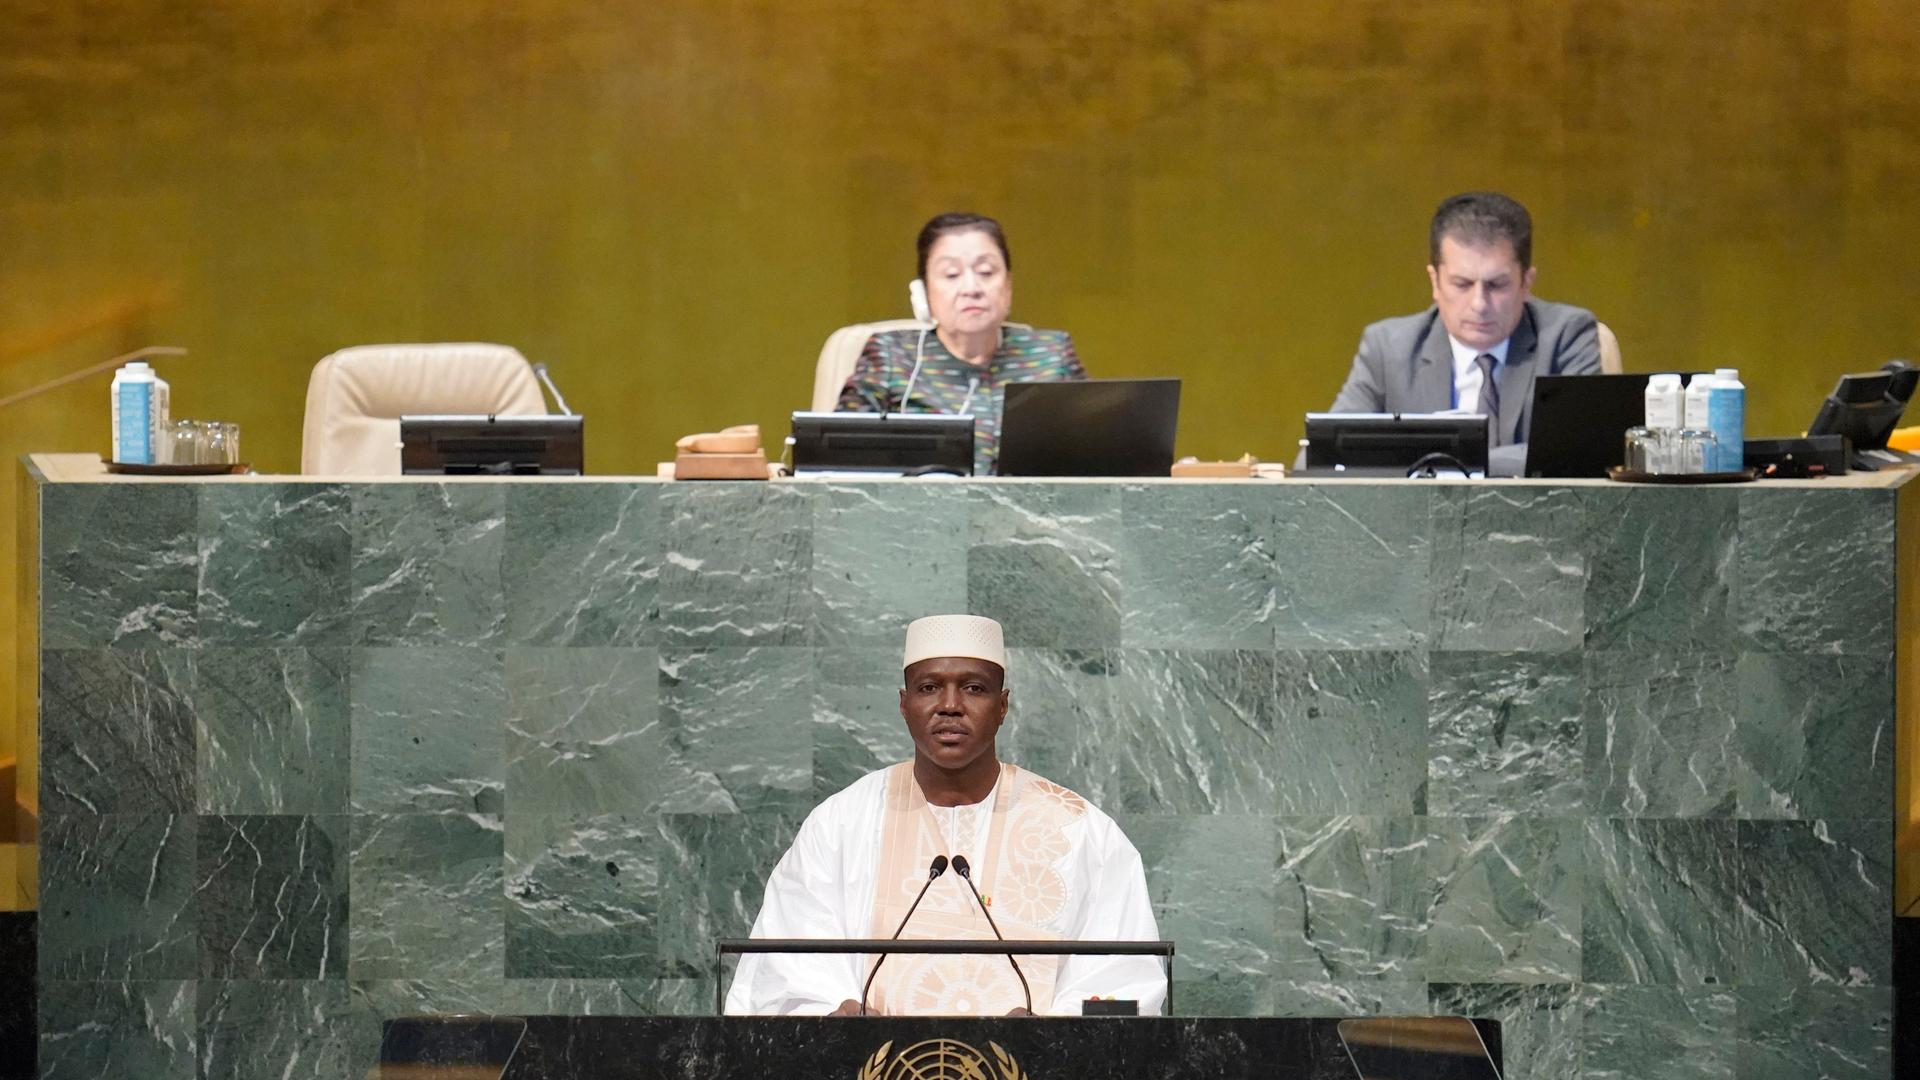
[{"x1": 19, "y1": 454, "x2": 1906, "y2": 1079}]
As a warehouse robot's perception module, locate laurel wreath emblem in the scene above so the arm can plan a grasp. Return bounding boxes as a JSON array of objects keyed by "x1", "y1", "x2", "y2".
[
  {"x1": 855, "y1": 1038, "x2": 1027, "y2": 1079},
  {"x1": 857, "y1": 1041, "x2": 892, "y2": 1080}
]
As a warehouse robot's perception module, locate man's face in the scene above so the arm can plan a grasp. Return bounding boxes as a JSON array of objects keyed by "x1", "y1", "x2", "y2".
[
  {"x1": 1427, "y1": 234, "x2": 1536, "y2": 351},
  {"x1": 900, "y1": 656, "x2": 1009, "y2": 773}
]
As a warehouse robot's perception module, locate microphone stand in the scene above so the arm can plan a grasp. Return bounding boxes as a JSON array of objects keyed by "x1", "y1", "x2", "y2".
[
  {"x1": 860, "y1": 855, "x2": 948, "y2": 1016},
  {"x1": 951, "y1": 855, "x2": 1032, "y2": 1015}
]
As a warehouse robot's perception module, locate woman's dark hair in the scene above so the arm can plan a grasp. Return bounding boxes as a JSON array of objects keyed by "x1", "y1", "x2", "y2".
[{"x1": 916, "y1": 212, "x2": 1012, "y2": 280}]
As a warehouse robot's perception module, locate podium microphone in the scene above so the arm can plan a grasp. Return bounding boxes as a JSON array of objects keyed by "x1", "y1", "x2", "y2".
[
  {"x1": 951, "y1": 855, "x2": 1032, "y2": 1015},
  {"x1": 860, "y1": 855, "x2": 948, "y2": 1016}
]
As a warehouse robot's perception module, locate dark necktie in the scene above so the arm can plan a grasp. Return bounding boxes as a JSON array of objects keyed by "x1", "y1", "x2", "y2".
[{"x1": 1474, "y1": 353, "x2": 1502, "y2": 445}]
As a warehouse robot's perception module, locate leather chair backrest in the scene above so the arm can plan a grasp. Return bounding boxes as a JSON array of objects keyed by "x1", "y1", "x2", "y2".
[
  {"x1": 811, "y1": 319, "x2": 929, "y2": 412},
  {"x1": 301, "y1": 342, "x2": 547, "y2": 475},
  {"x1": 1597, "y1": 321, "x2": 1624, "y2": 375}
]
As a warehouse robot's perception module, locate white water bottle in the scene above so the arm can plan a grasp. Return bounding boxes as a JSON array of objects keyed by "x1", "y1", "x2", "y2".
[
  {"x1": 1707, "y1": 367, "x2": 1745, "y2": 472},
  {"x1": 110, "y1": 361, "x2": 159, "y2": 464},
  {"x1": 1683, "y1": 373, "x2": 1719, "y2": 470}
]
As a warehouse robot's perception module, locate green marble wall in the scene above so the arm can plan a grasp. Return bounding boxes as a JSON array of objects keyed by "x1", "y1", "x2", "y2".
[{"x1": 32, "y1": 477, "x2": 1897, "y2": 1079}]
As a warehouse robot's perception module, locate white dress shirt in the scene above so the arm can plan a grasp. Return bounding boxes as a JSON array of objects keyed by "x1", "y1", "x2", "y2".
[{"x1": 1447, "y1": 335, "x2": 1511, "y2": 412}]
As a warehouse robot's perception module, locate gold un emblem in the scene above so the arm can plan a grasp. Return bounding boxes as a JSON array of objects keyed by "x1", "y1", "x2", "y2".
[{"x1": 857, "y1": 1039, "x2": 1028, "y2": 1080}]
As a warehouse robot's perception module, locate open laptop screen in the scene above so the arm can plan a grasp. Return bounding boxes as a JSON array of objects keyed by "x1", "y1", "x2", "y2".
[{"x1": 996, "y1": 378, "x2": 1181, "y2": 477}]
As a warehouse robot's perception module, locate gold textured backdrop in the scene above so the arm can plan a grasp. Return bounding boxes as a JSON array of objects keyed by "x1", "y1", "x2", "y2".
[{"x1": 2, "y1": 1, "x2": 1918, "y2": 890}]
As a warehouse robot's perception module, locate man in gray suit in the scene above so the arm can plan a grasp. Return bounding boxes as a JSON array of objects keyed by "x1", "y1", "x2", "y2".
[{"x1": 1326, "y1": 191, "x2": 1600, "y2": 476}]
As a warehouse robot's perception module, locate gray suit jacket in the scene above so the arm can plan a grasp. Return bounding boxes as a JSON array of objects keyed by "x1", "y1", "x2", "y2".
[{"x1": 1327, "y1": 298, "x2": 1602, "y2": 475}]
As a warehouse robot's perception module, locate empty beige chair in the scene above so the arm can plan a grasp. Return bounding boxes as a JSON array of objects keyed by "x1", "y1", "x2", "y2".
[
  {"x1": 301, "y1": 342, "x2": 548, "y2": 475},
  {"x1": 1597, "y1": 321, "x2": 1623, "y2": 375}
]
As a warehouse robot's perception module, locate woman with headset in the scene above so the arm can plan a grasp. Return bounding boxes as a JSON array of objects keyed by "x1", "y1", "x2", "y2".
[{"x1": 836, "y1": 212, "x2": 1087, "y2": 476}]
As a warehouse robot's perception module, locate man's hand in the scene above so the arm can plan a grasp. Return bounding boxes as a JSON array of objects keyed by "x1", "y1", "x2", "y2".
[{"x1": 831, "y1": 999, "x2": 877, "y2": 1016}]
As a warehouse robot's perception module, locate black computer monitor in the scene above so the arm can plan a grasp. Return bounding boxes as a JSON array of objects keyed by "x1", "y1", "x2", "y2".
[
  {"x1": 997, "y1": 378, "x2": 1181, "y2": 477},
  {"x1": 1808, "y1": 364, "x2": 1915, "y2": 454},
  {"x1": 400, "y1": 415, "x2": 583, "y2": 475},
  {"x1": 788, "y1": 412, "x2": 974, "y2": 476},
  {"x1": 1301, "y1": 413, "x2": 1490, "y2": 475}
]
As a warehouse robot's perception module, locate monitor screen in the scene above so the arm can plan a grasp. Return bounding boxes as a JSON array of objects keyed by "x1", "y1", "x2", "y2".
[
  {"x1": 1808, "y1": 370, "x2": 1910, "y2": 453},
  {"x1": 400, "y1": 415, "x2": 583, "y2": 476},
  {"x1": 1302, "y1": 412, "x2": 1490, "y2": 474},
  {"x1": 789, "y1": 411, "x2": 974, "y2": 476}
]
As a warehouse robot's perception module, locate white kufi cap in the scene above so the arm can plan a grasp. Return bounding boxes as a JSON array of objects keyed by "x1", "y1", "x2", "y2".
[{"x1": 902, "y1": 614, "x2": 1007, "y2": 671}]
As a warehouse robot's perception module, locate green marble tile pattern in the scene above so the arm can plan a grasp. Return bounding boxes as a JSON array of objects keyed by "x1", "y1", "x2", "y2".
[
  {"x1": 1583, "y1": 487, "x2": 1735, "y2": 652},
  {"x1": 1734, "y1": 653, "x2": 1894, "y2": 820},
  {"x1": 503, "y1": 483, "x2": 660, "y2": 646},
  {"x1": 1425, "y1": 816, "x2": 1582, "y2": 984},
  {"x1": 1269, "y1": 977, "x2": 1428, "y2": 1018},
  {"x1": 1123, "y1": 814, "x2": 1276, "y2": 1016},
  {"x1": 505, "y1": 647, "x2": 665, "y2": 813},
  {"x1": 657, "y1": 484, "x2": 812, "y2": 645},
  {"x1": 505, "y1": 813, "x2": 660, "y2": 978},
  {"x1": 657, "y1": 647, "x2": 813, "y2": 815},
  {"x1": 40, "y1": 648, "x2": 197, "y2": 815},
  {"x1": 654, "y1": 805, "x2": 809, "y2": 978},
  {"x1": 811, "y1": 482, "x2": 968, "y2": 646},
  {"x1": 1110, "y1": 650, "x2": 1278, "y2": 814},
  {"x1": 1269, "y1": 486, "x2": 1434, "y2": 649},
  {"x1": 40, "y1": 483, "x2": 199, "y2": 648},
  {"x1": 1273, "y1": 816, "x2": 1428, "y2": 982},
  {"x1": 350, "y1": 484, "x2": 508, "y2": 646},
  {"x1": 1270, "y1": 651, "x2": 1428, "y2": 816},
  {"x1": 1586, "y1": 650, "x2": 1738, "y2": 817},
  {"x1": 1429, "y1": 486, "x2": 1586, "y2": 652},
  {"x1": 197, "y1": 484, "x2": 352, "y2": 644},
  {"x1": 968, "y1": 484, "x2": 1122, "y2": 648},
  {"x1": 998, "y1": 648, "x2": 1118, "y2": 808},
  {"x1": 1428, "y1": 652, "x2": 1584, "y2": 817},
  {"x1": 196, "y1": 980, "x2": 364, "y2": 1080},
  {"x1": 348, "y1": 813, "x2": 504, "y2": 980},
  {"x1": 27, "y1": 477, "x2": 1903, "y2": 1078},
  {"x1": 350, "y1": 647, "x2": 506, "y2": 814},
  {"x1": 1578, "y1": 985, "x2": 1736, "y2": 1080},
  {"x1": 39, "y1": 814, "x2": 198, "y2": 980},
  {"x1": 1737, "y1": 819, "x2": 1892, "y2": 987},
  {"x1": 1734, "y1": 489, "x2": 1896, "y2": 655},
  {"x1": 811, "y1": 647, "x2": 916, "y2": 800},
  {"x1": 1429, "y1": 982, "x2": 1579, "y2": 1080},
  {"x1": 1117, "y1": 484, "x2": 1275, "y2": 649},
  {"x1": 1580, "y1": 819, "x2": 1740, "y2": 985},
  {"x1": 1736, "y1": 985, "x2": 1893, "y2": 1080},
  {"x1": 195, "y1": 647, "x2": 349, "y2": 815},
  {"x1": 38, "y1": 980, "x2": 196, "y2": 1080},
  {"x1": 196, "y1": 815, "x2": 348, "y2": 979}
]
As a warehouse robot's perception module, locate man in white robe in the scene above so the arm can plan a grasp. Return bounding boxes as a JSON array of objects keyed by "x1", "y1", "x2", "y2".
[{"x1": 725, "y1": 614, "x2": 1166, "y2": 1017}]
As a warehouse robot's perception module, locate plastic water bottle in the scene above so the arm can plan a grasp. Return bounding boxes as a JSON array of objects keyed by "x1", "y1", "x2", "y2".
[
  {"x1": 110, "y1": 361, "x2": 159, "y2": 464},
  {"x1": 1707, "y1": 367, "x2": 1745, "y2": 472},
  {"x1": 1683, "y1": 373, "x2": 1719, "y2": 471}
]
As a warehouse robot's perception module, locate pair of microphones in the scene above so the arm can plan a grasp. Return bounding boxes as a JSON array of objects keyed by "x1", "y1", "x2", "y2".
[{"x1": 858, "y1": 854, "x2": 1032, "y2": 1017}]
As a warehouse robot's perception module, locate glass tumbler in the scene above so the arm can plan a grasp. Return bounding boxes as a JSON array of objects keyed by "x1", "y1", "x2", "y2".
[
  {"x1": 1674, "y1": 429, "x2": 1719, "y2": 474},
  {"x1": 202, "y1": 422, "x2": 240, "y2": 465},
  {"x1": 164, "y1": 420, "x2": 205, "y2": 466},
  {"x1": 1623, "y1": 427, "x2": 1656, "y2": 473}
]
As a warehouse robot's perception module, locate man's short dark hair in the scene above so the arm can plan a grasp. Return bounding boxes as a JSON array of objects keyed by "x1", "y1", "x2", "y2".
[
  {"x1": 1429, "y1": 192, "x2": 1532, "y2": 269},
  {"x1": 916, "y1": 212, "x2": 1012, "y2": 280}
]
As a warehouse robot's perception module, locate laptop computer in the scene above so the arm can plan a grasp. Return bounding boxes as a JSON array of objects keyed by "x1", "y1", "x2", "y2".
[
  {"x1": 996, "y1": 378, "x2": 1181, "y2": 477},
  {"x1": 1523, "y1": 373, "x2": 1705, "y2": 478}
]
